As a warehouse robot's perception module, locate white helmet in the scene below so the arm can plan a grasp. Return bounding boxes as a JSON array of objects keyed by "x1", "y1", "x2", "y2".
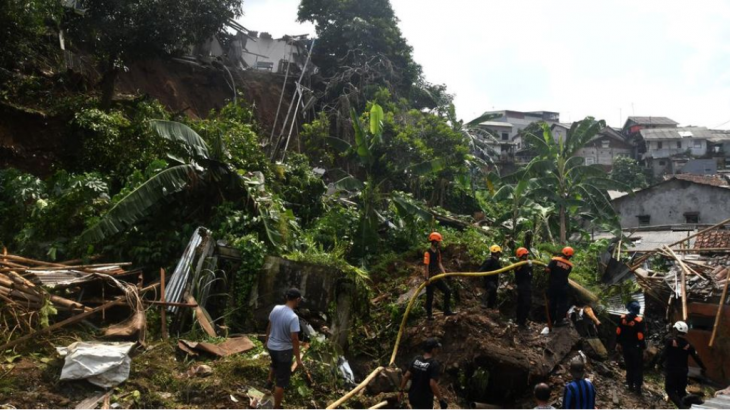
[{"x1": 673, "y1": 321, "x2": 689, "y2": 334}]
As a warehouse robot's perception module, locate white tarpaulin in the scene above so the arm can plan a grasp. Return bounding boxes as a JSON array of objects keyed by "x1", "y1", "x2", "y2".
[{"x1": 56, "y1": 342, "x2": 135, "y2": 388}]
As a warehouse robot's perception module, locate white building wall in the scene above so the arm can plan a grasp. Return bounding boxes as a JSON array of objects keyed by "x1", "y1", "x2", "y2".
[
  {"x1": 613, "y1": 180, "x2": 730, "y2": 228},
  {"x1": 647, "y1": 139, "x2": 706, "y2": 158},
  {"x1": 242, "y1": 37, "x2": 299, "y2": 73}
]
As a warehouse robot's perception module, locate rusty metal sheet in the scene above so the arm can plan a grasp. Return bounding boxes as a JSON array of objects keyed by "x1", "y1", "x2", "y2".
[{"x1": 178, "y1": 336, "x2": 255, "y2": 357}]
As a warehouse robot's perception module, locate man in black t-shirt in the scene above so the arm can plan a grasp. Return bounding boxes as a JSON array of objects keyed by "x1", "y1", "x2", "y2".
[
  {"x1": 399, "y1": 338, "x2": 447, "y2": 409},
  {"x1": 480, "y1": 245, "x2": 503, "y2": 309},
  {"x1": 660, "y1": 321, "x2": 706, "y2": 408},
  {"x1": 545, "y1": 247, "x2": 574, "y2": 326}
]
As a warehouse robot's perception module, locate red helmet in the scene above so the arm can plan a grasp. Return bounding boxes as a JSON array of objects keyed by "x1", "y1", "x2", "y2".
[
  {"x1": 562, "y1": 246, "x2": 574, "y2": 257},
  {"x1": 516, "y1": 247, "x2": 529, "y2": 258},
  {"x1": 428, "y1": 232, "x2": 443, "y2": 242}
]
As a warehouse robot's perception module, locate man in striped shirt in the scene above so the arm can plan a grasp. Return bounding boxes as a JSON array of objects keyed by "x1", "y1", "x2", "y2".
[{"x1": 562, "y1": 357, "x2": 596, "y2": 409}]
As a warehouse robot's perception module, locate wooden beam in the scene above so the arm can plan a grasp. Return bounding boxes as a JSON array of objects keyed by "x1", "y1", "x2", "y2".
[
  {"x1": 665, "y1": 246, "x2": 690, "y2": 321},
  {"x1": 710, "y1": 269, "x2": 730, "y2": 348},
  {"x1": 160, "y1": 268, "x2": 168, "y2": 341},
  {"x1": 186, "y1": 294, "x2": 216, "y2": 337},
  {"x1": 0, "y1": 299, "x2": 119, "y2": 352}
]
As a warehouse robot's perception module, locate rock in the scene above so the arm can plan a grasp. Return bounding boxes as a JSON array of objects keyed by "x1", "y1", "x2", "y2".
[
  {"x1": 366, "y1": 368, "x2": 402, "y2": 395},
  {"x1": 594, "y1": 362, "x2": 613, "y2": 377},
  {"x1": 582, "y1": 338, "x2": 608, "y2": 360},
  {"x1": 188, "y1": 364, "x2": 213, "y2": 378}
]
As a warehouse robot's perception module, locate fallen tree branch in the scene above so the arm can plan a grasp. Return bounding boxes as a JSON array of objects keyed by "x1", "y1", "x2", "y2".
[{"x1": 0, "y1": 299, "x2": 120, "y2": 352}]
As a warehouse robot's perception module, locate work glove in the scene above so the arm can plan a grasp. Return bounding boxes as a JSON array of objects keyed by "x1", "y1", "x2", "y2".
[{"x1": 439, "y1": 399, "x2": 448, "y2": 409}]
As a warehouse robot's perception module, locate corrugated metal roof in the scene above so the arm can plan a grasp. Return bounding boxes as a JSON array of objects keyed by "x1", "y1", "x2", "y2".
[
  {"x1": 27, "y1": 266, "x2": 123, "y2": 287},
  {"x1": 593, "y1": 230, "x2": 697, "y2": 252},
  {"x1": 605, "y1": 292, "x2": 645, "y2": 316},
  {"x1": 710, "y1": 133, "x2": 730, "y2": 143},
  {"x1": 479, "y1": 121, "x2": 513, "y2": 128},
  {"x1": 628, "y1": 116, "x2": 679, "y2": 126},
  {"x1": 641, "y1": 127, "x2": 714, "y2": 140}
]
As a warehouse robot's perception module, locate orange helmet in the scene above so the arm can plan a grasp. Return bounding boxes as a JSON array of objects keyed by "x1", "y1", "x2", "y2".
[
  {"x1": 428, "y1": 232, "x2": 443, "y2": 242},
  {"x1": 516, "y1": 247, "x2": 529, "y2": 258},
  {"x1": 562, "y1": 246, "x2": 574, "y2": 257}
]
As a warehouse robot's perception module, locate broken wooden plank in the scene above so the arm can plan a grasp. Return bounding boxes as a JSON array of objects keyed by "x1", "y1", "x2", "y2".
[
  {"x1": 0, "y1": 299, "x2": 119, "y2": 351},
  {"x1": 185, "y1": 294, "x2": 216, "y2": 337},
  {"x1": 160, "y1": 268, "x2": 168, "y2": 341},
  {"x1": 665, "y1": 246, "x2": 690, "y2": 320},
  {"x1": 710, "y1": 268, "x2": 730, "y2": 348},
  {"x1": 75, "y1": 391, "x2": 108, "y2": 409}
]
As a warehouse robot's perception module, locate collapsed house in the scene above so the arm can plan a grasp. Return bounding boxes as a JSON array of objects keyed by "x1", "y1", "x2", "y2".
[{"x1": 600, "y1": 220, "x2": 730, "y2": 385}]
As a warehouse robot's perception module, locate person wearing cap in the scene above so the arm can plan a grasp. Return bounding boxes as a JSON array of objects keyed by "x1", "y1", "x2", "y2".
[
  {"x1": 265, "y1": 288, "x2": 304, "y2": 408},
  {"x1": 514, "y1": 247, "x2": 533, "y2": 327},
  {"x1": 615, "y1": 300, "x2": 646, "y2": 395},
  {"x1": 660, "y1": 321, "x2": 706, "y2": 408},
  {"x1": 545, "y1": 247, "x2": 574, "y2": 327},
  {"x1": 562, "y1": 356, "x2": 596, "y2": 409},
  {"x1": 398, "y1": 338, "x2": 448, "y2": 409},
  {"x1": 424, "y1": 232, "x2": 455, "y2": 320},
  {"x1": 480, "y1": 245, "x2": 503, "y2": 309}
]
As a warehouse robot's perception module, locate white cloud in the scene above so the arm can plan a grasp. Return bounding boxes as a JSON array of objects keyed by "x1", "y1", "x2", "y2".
[{"x1": 239, "y1": 0, "x2": 730, "y2": 129}]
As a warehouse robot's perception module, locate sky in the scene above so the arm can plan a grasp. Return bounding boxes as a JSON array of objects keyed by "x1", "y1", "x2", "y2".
[{"x1": 239, "y1": 0, "x2": 730, "y2": 129}]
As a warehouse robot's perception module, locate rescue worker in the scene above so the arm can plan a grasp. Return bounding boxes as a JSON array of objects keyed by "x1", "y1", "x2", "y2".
[
  {"x1": 562, "y1": 356, "x2": 596, "y2": 409},
  {"x1": 661, "y1": 321, "x2": 707, "y2": 409},
  {"x1": 398, "y1": 338, "x2": 448, "y2": 409},
  {"x1": 480, "y1": 245, "x2": 502, "y2": 309},
  {"x1": 568, "y1": 304, "x2": 601, "y2": 337},
  {"x1": 545, "y1": 247, "x2": 574, "y2": 326},
  {"x1": 615, "y1": 300, "x2": 646, "y2": 395},
  {"x1": 514, "y1": 247, "x2": 533, "y2": 327},
  {"x1": 423, "y1": 232, "x2": 454, "y2": 321}
]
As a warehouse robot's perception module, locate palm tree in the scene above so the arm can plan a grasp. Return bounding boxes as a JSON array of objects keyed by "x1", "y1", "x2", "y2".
[
  {"x1": 80, "y1": 120, "x2": 286, "y2": 247},
  {"x1": 522, "y1": 118, "x2": 623, "y2": 244}
]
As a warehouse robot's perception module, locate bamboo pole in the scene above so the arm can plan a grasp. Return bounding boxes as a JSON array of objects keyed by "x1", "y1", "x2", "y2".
[
  {"x1": 0, "y1": 254, "x2": 67, "y2": 267},
  {"x1": 369, "y1": 401, "x2": 389, "y2": 409},
  {"x1": 710, "y1": 268, "x2": 730, "y2": 348},
  {"x1": 325, "y1": 366, "x2": 385, "y2": 409},
  {"x1": 0, "y1": 299, "x2": 119, "y2": 351},
  {"x1": 665, "y1": 246, "x2": 690, "y2": 321},
  {"x1": 160, "y1": 268, "x2": 168, "y2": 341}
]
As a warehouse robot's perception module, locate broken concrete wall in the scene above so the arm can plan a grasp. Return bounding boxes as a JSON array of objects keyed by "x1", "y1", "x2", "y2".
[{"x1": 250, "y1": 256, "x2": 354, "y2": 350}]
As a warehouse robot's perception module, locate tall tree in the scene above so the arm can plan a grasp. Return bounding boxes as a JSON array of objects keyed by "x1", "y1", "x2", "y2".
[
  {"x1": 298, "y1": 0, "x2": 422, "y2": 105},
  {"x1": 609, "y1": 156, "x2": 649, "y2": 190},
  {"x1": 522, "y1": 119, "x2": 623, "y2": 243},
  {"x1": 65, "y1": 0, "x2": 243, "y2": 109}
]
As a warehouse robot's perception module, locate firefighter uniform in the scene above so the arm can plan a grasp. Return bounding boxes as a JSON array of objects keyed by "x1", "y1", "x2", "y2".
[{"x1": 616, "y1": 313, "x2": 647, "y2": 393}]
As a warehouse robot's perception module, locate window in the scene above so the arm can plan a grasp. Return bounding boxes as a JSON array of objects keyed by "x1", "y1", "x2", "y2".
[
  {"x1": 658, "y1": 160, "x2": 666, "y2": 166},
  {"x1": 502, "y1": 132, "x2": 509, "y2": 141},
  {"x1": 676, "y1": 141, "x2": 682, "y2": 149},
  {"x1": 657, "y1": 141, "x2": 663, "y2": 149},
  {"x1": 585, "y1": 157, "x2": 595, "y2": 165},
  {"x1": 684, "y1": 212, "x2": 699, "y2": 224},
  {"x1": 638, "y1": 215, "x2": 651, "y2": 226},
  {"x1": 602, "y1": 140, "x2": 610, "y2": 148},
  {"x1": 694, "y1": 140, "x2": 702, "y2": 148}
]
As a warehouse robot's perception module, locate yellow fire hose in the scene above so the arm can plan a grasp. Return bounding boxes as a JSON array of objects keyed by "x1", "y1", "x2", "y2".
[{"x1": 326, "y1": 260, "x2": 546, "y2": 409}]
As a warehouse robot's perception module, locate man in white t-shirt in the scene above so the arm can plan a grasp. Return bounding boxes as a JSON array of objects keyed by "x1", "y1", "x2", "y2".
[{"x1": 265, "y1": 288, "x2": 303, "y2": 409}]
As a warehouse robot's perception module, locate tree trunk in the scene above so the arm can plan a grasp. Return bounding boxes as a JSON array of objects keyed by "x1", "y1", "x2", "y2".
[
  {"x1": 559, "y1": 205, "x2": 567, "y2": 244},
  {"x1": 100, "y1": 55, "x2": 118, "y2": 110}
]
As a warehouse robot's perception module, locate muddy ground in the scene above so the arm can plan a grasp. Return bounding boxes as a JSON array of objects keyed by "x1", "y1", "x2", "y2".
[{"x1": 0, "y1": 245, "x2": 716, "y2": 409}]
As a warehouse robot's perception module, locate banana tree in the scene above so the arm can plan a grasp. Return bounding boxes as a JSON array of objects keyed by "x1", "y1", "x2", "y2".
[
  {"x1": 522, "y1": 118, "x2": 624, "y2": 244},
  {"x1": 80, "y1": 120, "x2": 288, "y2": 248},
  {"x1": 326, "y1": 103, "x2": 442, "y2": 263}
]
